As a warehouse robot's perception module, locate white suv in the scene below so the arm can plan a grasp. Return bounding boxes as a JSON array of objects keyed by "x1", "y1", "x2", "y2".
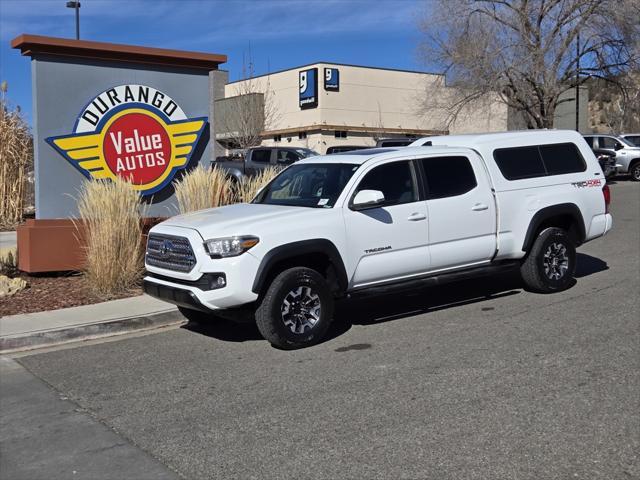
[{"x1": 145, "y1": 130, "x2": 612, "y2": 349}]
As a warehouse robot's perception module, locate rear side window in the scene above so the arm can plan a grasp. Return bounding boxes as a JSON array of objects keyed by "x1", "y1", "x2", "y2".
[
  {"x1": 583, "y1": 137, "x2": 595, "y2": 148},
  {"x1": 251, "y1": 149, "x2": 271, "y2": 163},
  {"x1": 419, "y1": 156, "x2": 477, "y2": 199},
  {"x1": 540, "y1": 143, "x2": 587, "y2": 175},
  {"x1": 493, "y1": 143, "x2": 586, "y2": 180}
]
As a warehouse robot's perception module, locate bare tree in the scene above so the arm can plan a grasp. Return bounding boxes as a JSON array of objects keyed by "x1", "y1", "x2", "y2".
[
  {"x1": 419, "y1": 0, "x2": 640, "y2": 129},
  {"x1": 215, "y1": 56, "x2": 280, "y2": 152}
]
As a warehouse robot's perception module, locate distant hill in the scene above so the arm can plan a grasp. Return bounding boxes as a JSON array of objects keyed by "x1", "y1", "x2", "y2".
[{"x1": 588, "y1": 74, "x2": 640, "y2": 134}]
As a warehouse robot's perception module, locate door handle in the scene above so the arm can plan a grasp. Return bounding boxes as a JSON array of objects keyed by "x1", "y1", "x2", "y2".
[
  {"x1": 407, "y1": 212, "x2": 427, "y2": 221},
  {"x1": 471, "y1": 203, "x2": 489, "y2": 211}
]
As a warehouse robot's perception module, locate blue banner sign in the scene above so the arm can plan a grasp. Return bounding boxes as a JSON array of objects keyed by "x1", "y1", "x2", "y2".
[{"x1": 299, "y1": 68, "x2": 318, "y2": 109}]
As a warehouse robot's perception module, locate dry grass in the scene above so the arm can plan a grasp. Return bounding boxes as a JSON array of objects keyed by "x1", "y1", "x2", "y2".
[
  {"x1": 0, "y1": 82, "x2": 33, "y2": 228},
  {"x1": 76, "y1": 176, "x2": 145, "y2": 296},
  {"x1": 232, "y1": 166, "x2": 279, "y2": 203},
  {"x1": 174, "y1": 166, "x2": 232, "y2": 214}
]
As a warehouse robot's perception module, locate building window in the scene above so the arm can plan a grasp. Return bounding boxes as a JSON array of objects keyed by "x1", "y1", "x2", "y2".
[
  {"x1": 334, "y1": 130, "x2": 347, "y2": 138},
  {"x1": 274, "y1": 134, "x2": 282, "y2": 142},
  {"x1": 298, "y1": 131, "x2": 307, "y2": 140}
]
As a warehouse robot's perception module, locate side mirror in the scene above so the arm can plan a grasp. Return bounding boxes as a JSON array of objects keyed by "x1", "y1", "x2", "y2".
[
  {"x1": 615, "y1": 143, "x2": 624, "y2": 151},
  {"x1": 351, "y1": 190, "x2": 385, "y2": 210}
]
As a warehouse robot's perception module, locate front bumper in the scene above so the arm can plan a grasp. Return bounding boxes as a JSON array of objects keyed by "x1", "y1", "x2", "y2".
[{"x1": 143, "y1": 280, "x2": 209, "y2": 312}]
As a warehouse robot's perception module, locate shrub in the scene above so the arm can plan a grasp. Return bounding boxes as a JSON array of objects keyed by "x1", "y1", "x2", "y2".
[
  {"x1": 0, "y1": 248, "x2": 19, "y2": 278},
  {"x1": 0, "y1": 82, "x2": 33, "y2": 228},
  {"x1": 174, "y1": 166, "x2": 232, "y2": 214},
  {"x1": 76, "y1": 176, "x2": 145, "y2": 296},
  {"x1": 232, "y1": 166, "x2": 279, "y2": 203}
]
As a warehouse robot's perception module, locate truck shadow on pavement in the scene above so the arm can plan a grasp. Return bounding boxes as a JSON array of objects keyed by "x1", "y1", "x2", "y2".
[{"x1": 184, "y1": 253, "x2": 608, "y2": 346}]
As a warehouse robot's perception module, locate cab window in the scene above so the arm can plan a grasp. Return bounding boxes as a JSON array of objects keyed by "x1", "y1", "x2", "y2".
[
  {"x1": 354, "y1": 161, "x2": 418, "y2": 206},
  {"x1": 419, "y1": 156, "x2": 477, "y2": 199}
]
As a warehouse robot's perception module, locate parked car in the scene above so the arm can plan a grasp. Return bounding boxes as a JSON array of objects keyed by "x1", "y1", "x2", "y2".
[
  {"x1": 214, "y1": 146, "x2": 319, "y2": 182},
  {"x1": 375, "y1": 138, "x2": 414, "y2": 147},
  {"x1": 620, "y1": 133, "x2": 640, "y2": 147},
  {"x1": 326, "y1": 145, "x2": 371, "y2": 154},
  {"x1": 583, "y1": 134, "x2": 640, "y2": 181},
  {"x1": 144, "y1": 130, "x2": 612, "y2": 349}
]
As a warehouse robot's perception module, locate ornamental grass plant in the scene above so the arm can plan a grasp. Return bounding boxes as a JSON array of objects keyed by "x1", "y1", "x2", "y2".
[
  {"x1": 76, "y1": 176, "x2": 145, "y2": 296},
  {"x1": 232, "y1": 166, "x2": 279, "y2": 203},
  {"x1": 174, "y1": 165, "x2": 232, "y2": 214},
  {"x1": 0, "y1": 82, "x2": 33, "y2": 228}
]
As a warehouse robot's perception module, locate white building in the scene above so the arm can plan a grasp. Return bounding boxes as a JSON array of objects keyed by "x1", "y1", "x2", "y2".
[{"x1": 214, "y1": 62, "x2": 584, "y2": 155}]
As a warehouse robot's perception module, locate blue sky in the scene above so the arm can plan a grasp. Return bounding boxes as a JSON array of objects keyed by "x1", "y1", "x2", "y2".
[{"x1": 0, "y1": 0, "x2": 431, "y2": 124}]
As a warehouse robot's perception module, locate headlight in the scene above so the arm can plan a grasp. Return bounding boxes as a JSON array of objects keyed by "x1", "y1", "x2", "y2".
[{"x1": 203, "y1": 236, "x2": 259, "y2": 258}]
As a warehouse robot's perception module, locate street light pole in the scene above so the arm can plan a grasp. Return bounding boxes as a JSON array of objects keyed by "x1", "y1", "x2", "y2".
[
  {"x1": 66, "y1": 1, "x2": 81, "y2": 40},
  {"x1": 575, "y1": 32, "x2": 580, "y2": 132}
]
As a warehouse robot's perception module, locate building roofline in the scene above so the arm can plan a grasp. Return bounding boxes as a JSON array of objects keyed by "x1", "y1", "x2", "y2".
[
  {"x1": 11, "y1": 34, "x2": 227, "y2": 71},
  {"x1": 258, "y1": 124, "x2": 447, "y2": 137},
  {"x1": 227, "y1": 61, "x2": 444, "y2": 84}
]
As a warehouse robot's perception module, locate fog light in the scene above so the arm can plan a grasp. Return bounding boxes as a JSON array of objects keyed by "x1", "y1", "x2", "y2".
[{"x1": 208, "y1": 273, "x2": 226, "y2": 290}]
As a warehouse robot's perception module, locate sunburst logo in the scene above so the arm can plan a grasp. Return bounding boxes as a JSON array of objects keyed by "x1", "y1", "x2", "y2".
[{"x1": 46, "y1": 84, "x2": 206, "y2": 196}]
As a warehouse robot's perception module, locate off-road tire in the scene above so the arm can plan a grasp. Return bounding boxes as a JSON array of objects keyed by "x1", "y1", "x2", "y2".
[
  {"x1": 520, "y1": 227, "x2": 576, "y2": 293},
  {"x1": 630, "y1": 161, "x2": 640, "y2": 182},
  {"x1": 256, "y1": 267, "x2": 334, "y2": 349}
]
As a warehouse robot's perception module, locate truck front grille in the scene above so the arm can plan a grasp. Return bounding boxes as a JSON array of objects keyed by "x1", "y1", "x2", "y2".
[{"x1": 146, "y1": 234, "x2": 196, "y2": 273}]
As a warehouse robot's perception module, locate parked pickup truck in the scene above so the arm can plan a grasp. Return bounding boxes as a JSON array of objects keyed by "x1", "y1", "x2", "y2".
[
  {"x1": 583, "y1": 134, "x2": 640, "y2": 181},
  {"x1": 215, "y1": 146, "x2": 319, "y2": 182},
  {"x1": 144, "y1": 130, "x2": 612, "y2": 349}
]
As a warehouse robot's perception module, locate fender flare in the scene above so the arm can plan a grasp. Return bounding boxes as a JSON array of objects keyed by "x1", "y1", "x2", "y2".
[
  {"x1": 522, "y1": 203, "x2": 586, "y2": 252},
  {"x1": 251, "y1": 239, "x2": 348, "y2": 294}
]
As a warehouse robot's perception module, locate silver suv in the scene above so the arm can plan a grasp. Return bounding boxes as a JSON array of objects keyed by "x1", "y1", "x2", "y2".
[{"x1": 583, "y1": 134, "x2": 640, "y2": 181}]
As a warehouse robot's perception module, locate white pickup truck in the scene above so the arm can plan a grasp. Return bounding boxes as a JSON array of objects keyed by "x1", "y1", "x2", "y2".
[{"x1": 144, "y1": 130, "x2": 612, "y2": 349}]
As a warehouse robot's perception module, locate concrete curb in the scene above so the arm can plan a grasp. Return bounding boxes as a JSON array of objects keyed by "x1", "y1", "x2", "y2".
[{"x1": 0, "y1": 310, "x2": 186, "y2": 354}]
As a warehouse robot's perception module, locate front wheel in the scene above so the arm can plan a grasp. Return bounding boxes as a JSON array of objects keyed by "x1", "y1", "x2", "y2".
[
  {"x1": 256, "y1": 267, "x2": 334, "y2": 349},
  {"x1": 520, "y1": 227, "x2": 576, "y2": 293},
  {"x1": 629, "y1": 162, "x2": 640, "y2": 182}
]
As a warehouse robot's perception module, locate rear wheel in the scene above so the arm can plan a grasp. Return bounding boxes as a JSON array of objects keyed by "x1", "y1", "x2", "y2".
[
  {"x1": 520, "y1": 227, "x2": 576, "y2": 293},
  {"x1": 256, "y1": 267, "x2": 334, "y2": 349},
  {"x1": 629, "y1": 161, "x2": 640, "y2": 181}
]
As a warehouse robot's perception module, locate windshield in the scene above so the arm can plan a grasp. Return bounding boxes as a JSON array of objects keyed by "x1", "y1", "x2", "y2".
[
  {"x1": 621, "y1": 136, "x2": 639, "y2": 147},
  {"x1": 254, "y1": 163, "x2": 359, "y2": 208}
]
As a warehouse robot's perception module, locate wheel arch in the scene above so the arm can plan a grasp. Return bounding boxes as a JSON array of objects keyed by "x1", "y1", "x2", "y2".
[
  {"x1": 522, "y1": 203, "x2": 586, "y2": 252},
  {"x1": 251, "y1": 239, "x2": 348, "y2": 296}
]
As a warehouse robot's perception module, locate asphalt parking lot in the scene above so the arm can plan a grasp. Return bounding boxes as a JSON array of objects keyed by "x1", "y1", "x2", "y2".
[{"x1": 3, "y1": 181, "x2": 639, "y2": 480}]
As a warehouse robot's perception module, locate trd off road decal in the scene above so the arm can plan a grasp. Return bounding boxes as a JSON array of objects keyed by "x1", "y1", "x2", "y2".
[
  {"x1": 46, "y1": 84, "x2": 207, "y2": 195},
  {"x1": 572, "y1": 179, "x2": 602, "y2": 188}
]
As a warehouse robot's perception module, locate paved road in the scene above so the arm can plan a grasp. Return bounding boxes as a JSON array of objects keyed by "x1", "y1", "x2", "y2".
[{"x1": 4, "y1": 182, "x2": 639, "y2": 480}]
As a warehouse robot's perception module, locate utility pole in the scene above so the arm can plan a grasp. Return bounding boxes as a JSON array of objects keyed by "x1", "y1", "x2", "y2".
[
  {"x1": 66, "y1": 1, "x2": 81, "y2": 40},
  {"x1": 575, "y1": 32, "x2": 580, "y2": 132}
]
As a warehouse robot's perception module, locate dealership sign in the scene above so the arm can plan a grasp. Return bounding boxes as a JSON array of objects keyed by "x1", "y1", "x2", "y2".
[
  {"x1": 46, "y1": 84, "x2": 206, "y2": 195},
  {"x1": 299, "y1": 68, "x2": 318, "y2": 109},
  {"x1": 324, "y1": 68, "x2": 339, "y2": 91}
]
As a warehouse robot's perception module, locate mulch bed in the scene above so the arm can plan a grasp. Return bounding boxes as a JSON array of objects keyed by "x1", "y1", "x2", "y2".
[{"x1": 0, "y1": 273, "x2": 142, "y2": 317}]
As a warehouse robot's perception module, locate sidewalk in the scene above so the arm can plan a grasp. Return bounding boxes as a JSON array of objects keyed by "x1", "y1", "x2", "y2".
[
  {"x1": 0, "y1": 231, "x2": 17, "y2": 253},
  {"x1": 0, "y1": 294, "x2": 185, "y2": 353}
]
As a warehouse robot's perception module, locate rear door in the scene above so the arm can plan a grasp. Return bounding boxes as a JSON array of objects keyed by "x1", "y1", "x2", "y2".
[
  {"x1": 246, "y1": 148, "x2": 273, "y2": 175},
  {"x1": 418, "y1": 153, "x2": 497, "y2": 271}
]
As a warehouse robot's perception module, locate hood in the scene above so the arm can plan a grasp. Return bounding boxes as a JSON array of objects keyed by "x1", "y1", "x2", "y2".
[{"x1": 159, "y1": 203, "x2": 320, "y2": 238}]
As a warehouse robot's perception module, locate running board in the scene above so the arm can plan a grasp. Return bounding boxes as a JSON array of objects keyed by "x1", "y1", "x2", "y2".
[{"x1": 347, "y1": 262, "x2": 519, "y2": 298}]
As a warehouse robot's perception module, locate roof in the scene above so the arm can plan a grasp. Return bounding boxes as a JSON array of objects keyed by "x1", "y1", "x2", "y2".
[
  {"x1": 11, "y1": 34, "x2": 226, "y2": 71},
  {"x1": 226, "y1": 61, "x2": 444, "y2": 84},
  {"x1": 299, "y1": 146, "x2": 476, "y2": 165},
  {"x1": 410, "y1": 129, "x2": 587, "y2": 149}
]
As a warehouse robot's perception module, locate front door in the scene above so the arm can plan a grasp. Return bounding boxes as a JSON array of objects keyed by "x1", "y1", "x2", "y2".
[{"x1": 343, "y1": 160, "x2": 429, "y2": 288}]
